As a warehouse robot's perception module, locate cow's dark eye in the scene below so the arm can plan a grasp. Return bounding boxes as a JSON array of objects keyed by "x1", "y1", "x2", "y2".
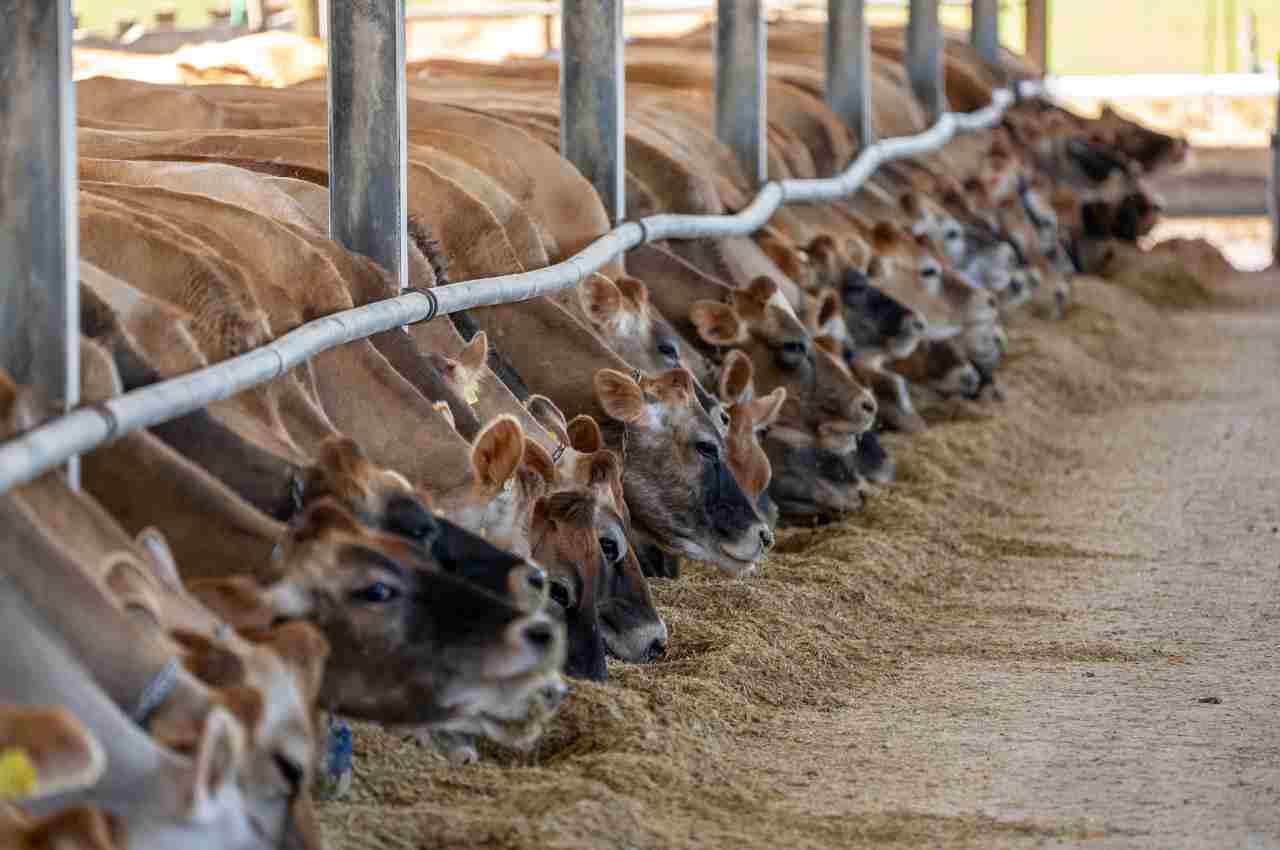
[
  {"x1": 599, "y1": 537, "x2": 622, "y2": 564},
  {"x1": 549, "y1": 581, "x2": 572, "y2": 609},
  {"x1": 351, "y1": 582, "x2": 398, "y2": 604},
  {"x1": 695, "y1": 440, "x2": 720, "y2": 463},
  {"x1": 656, "y1": 341, "x2": 679, "y2": 362},
  {"x1": 921, "y1": 266, "x2": 940, "y2": 278},
  {"x1": 755, "y1": 425, "x2": 771, "y2": 441},
  {"x1": 782, "y1": 341, "x2": 806, "y2": 357}
]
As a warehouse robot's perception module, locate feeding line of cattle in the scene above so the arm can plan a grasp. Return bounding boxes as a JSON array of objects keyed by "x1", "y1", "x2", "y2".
[{"x1": 0, "y1": 1, "x2": 1186, "y2": 848}]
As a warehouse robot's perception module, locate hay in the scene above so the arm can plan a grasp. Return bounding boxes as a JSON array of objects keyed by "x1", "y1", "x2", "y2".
[{"x1": 319, "y1": 265, "x2": 1213, "y2": 850}]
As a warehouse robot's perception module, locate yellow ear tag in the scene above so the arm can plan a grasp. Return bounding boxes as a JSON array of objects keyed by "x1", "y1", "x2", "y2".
[{"x1": 0, "y1": 748, "x2": 38, "y2": 801}]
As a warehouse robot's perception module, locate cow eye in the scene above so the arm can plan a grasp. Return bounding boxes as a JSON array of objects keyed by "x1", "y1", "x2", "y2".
[
  {"x1": 656, "y1": 341, "x2": 679, "y2": 362},
  {"x1": 921, "y1": 266, "x2": 940, "y2": 277},
  {"x1": 274, "y1": 754, "x2": 305, "y2": 797},
  {"x1": 782, "y1": 341, "x2": 806, "y2": 357},
  {"x1": 599, "y1": 536, "x2": 622, "y2": 564},
  {"x1": 549, "y1": 580, "x2": 572, "y2": 609},
  {"x1": 695, "y1": 440, "x2": 720, "y2": 463},
  {"x1": 755, "y1": 425, "x2": 771, "y2": 441},
  {"x1": 350, "y1": 581, "x2": 399, "y2": 604}
]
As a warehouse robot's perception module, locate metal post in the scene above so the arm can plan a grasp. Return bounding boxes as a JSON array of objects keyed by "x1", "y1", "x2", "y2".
[
  {"x1": 827, "y1": 0, "x2": 874, "y2": 148},
  {"x1": 970, "y1": 0, "x2": 1000, "y2": 70},
  {"x1": 328, "y1": 0, "x2": 408, "y2": 290},
  {"x1": 715, "y1": 0, "x2": 768, "y2": 188},
  {"x1": 560, "y1": 0, "x2": 625, "y2": 224},
  {"x1": 0, "y1": 0, "x2": 79, "y2": 487},
  {"x1": 1025, "y1": 0, "x2": 1048, "y2": 74},
  {"x1": 906, "y1": 0, "x2": 945, "y2": 121},
  {"x1": 1271, "y1": 59, "x2": 1279, "y2": 268}
]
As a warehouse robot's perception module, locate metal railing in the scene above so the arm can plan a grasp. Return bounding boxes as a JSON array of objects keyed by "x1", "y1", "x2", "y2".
[{"x1": 0, "y1": 0, "x2": 1040, "y2": 494}]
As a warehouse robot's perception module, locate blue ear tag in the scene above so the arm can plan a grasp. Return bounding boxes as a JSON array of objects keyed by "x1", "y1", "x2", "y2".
[{"x1": 315, "y1": 716, "x2": 353, "y2": 801}]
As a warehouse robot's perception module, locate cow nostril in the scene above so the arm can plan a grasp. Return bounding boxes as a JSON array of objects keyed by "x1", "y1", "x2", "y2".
[
  {"x1": 861, "y1": 398, "x2": 876, "y2": 415},
  {"x1": 908, "y1": 315, "x2": 925, "y2": 334},
  {"x1": 540, "y1": 681, "x2": 570, "y2": 709},
  {"x1": 646, "y1": 638, "x2": 667, "y2": 661},
  {"x1": 759, "y1": 528, "x2": 775, "y2": 551},
  {"x1": 523, "y1": 620, "x2": 555, "y2": 650}
]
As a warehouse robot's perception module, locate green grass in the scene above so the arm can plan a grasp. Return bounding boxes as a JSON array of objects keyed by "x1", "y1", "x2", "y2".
[{"x1": 73, "y1": 0, "x2": 1280, "y2": 76}]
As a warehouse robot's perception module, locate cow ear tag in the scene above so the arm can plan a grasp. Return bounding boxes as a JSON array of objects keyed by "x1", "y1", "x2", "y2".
[{"x1": 0, "y1": 748, "x2": 38, "y2": 801}]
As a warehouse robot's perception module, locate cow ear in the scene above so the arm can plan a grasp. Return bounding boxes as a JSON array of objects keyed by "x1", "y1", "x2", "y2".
[
  {"x1": 643, "y1": 368, "x2": 695, "y2": 407},
  {"x1": 526, "y1": 394, "x2": 570, "y2": 445},
  {"x1": 171, "y1": 630, "x2": 247, "y2": 689},
  {"x1": 871, "y1": 221, "x2": 899, "y2": 252},
  {"x1": 615, "y1": 276, "x2": 649, "y2": 312},
  {"x1": 458, "y1": 330, "x2": 488, "y2": 375},
  {"x1": 188, "y1": 576, "x2": 277, "y2": 632},
  {"x1": 899, "y1": 191, "x2": 923, "y2": 218},
  {"x1": 689, "y1": 300, "x2": 746, "y2": 346},
  {"x1": 290, "y1": 498, "x2": 366, "y2": 544},
  {"x1": 304, "y1": 436, "x2": 370, "y2": 506},
  {"x1": 740, "y1": 276, "x2": 780, "y2": 316},
  {"x1": 135, "y1": 527, "x2": 184, "y2": 594},
  {"x1": 579, "y1": 274, "x2": 624, "y2": 327},
  {"x1": 567, "y1": 414, "x2": 603, "y2": 453},
  {"x1": 594, "y1": 369, "x2": 653, "y2": 427},
  {"x1": 815, "y1": 288, "x2": 842, "y2": 333},
  {"x1": 521, "y1": 438, "x2": 558, "y2": 488},
  {"x1": 471, "y1": 415, "x2": 525, "y2": 495},
  {"x1": 757, "y1": 231, "x2": 805, "y2": 284},
  {"x1": 243, "y1": 621, "x2": 330, "y2": 704},
  {"x1": 100, "y1": 553, "x2": 164, "y2": 630},
  {"x1": 182, "y1": 707, "x2": 244, "y2": 820},
  {"x1": 0, "y1": 706, "x2": 106, "y2": 802},
  {"x1": 587, "y1": 450, "x2": 621, "y2": 491},
  {"x1": 718, "y1": 349, "x2": 754, "y2": 404},
  {"x1": 845, "y1": 236, "x2": 872, "y2": 273},
  {"x1": 745, "y1": 387, "x2": 786, "y2": 428}
]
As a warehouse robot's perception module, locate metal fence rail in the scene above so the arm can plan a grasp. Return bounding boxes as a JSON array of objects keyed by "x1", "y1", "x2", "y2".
[{"x1": 0, "y1": 71, "x2": 1039, "y2": 495}]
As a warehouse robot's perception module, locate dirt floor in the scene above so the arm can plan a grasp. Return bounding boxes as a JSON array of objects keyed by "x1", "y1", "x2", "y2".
[{"x1": 319, "y1": 243, "x2": 1280, "y2": 849}]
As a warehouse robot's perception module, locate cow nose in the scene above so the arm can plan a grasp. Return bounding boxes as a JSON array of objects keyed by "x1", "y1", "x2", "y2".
[
  {"x1": 759, "y1": 527, "x2": 775, "y2": 552},
  {"x1": 646, "y1": 637, "x2": 668, "y2": 661},
  {"x1": 861, "y1": 397, "x2": 877, "y2": 415},
  {"x1": 539, "y1": 680, "x2": 570, "y2": 710},
  {"x1": 906, "y1": 314, "x2": 925, "y2": 335},
  {"x1": 523, "y1": 620, "x2": 556, "y2": 650}
]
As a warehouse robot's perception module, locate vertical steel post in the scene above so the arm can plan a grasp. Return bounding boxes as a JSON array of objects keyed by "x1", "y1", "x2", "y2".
[
  {"x1": 970, "y1": 0, "x2": 1001, "y2": 70},
  {"x1": 1025, "y1": 0, "x2": 1049, "y2": 74},
  {"x1": 0, "y1": 0, "x2": 79, "y2": 486},
  {"x1": 560, "y1": 0, "x2": 625, "y2": 224},
  {"x1": 328, "y1": 0, "x2": 407, "y2": 290},
  {"x1": 827, "y1": 0, "x2": 874, "y2": 149},
  {"x1": 1271, "y1": 58, "x2": 1280, "y2": 268},
  {"x1": 906, "y1": 0, "x2": 945, "y2": 121},
  {"x1": 715, "y1": 0, "x2": 768, "y2": 188}
]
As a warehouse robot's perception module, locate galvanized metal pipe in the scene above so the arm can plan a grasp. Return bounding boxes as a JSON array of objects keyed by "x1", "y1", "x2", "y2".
[
  {"x1": 0, "y1": 81, "x2": 1041, "y2": 495},
  {"x1": 0, "y1": 0, "x2": 79, "y2": 488},
  {"x1": 328, "y1": 0, "x2": 408, "y2": 290},
  {"x1": 715, "y1": 0, "x2": 768, "y2": 187},
  {"x1": 560, "y1": 0, "x2": 626, "y2": 225},
  {"x1": 970, "y1": 0, "x2": 1000, "y2": 71},
  {"x1": 826, "y1": 0, "x2": 874, "y2": 149},
  {"x1": 906, "y1": 0, "x2": 946, "y2": 121}
]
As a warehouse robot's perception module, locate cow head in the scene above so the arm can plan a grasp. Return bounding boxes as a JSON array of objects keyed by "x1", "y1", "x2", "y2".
[
  {"x1": 689, "y1": 276, "x2": 877, "y2": 434},
  {"x1": 716, "y1": 350, "x2": 786, "y2": 519},
  {"x1": 578, "y1": 274, "x2": 708, "y2": 382},
  {"x1": 243, "y1": 499, "x2": 567, "y2": 741},
  {"x1": 593, "y1": 367, "x2": 772, "y2": 575}
]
